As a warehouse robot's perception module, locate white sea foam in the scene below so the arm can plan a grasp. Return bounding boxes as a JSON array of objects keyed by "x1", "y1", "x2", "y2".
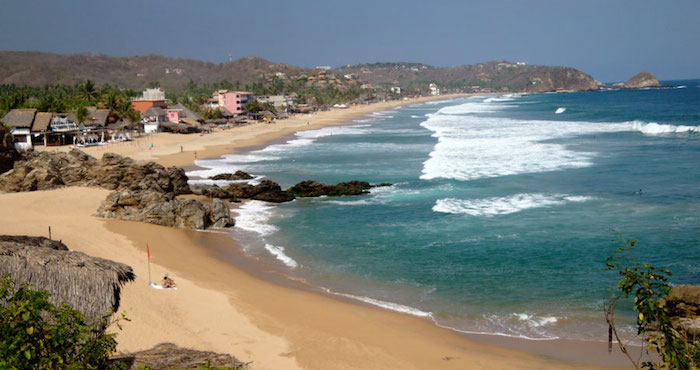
[
  {"x1": 514, "y1": 313, "x2": 559, "y2": 327},
  {"x1": 264, "y1": 243, "x2": 298, "y2": 268},
  {"x1": 629, "y1": 120, "x2": 700, "y2": 135},
  {"x1": 420, "y1": 99, "x2": 630, "y2": 181},
  {"x1": 323, "y1": 288, "x2": 432, "y2": 318},
  {"x1": 411, "y1": 115, "x2": 424, "y2": 118},
  {"x1": 677, "y1": 85, "x2": 687, "y2": 89},
  {"x1": 433, "y1": 194, "x2": 593, "y2": 216},
  {"x1": 555, "y1": 107, "x2": 566, "y2": 114},
  {"x1": 234, "y1": 200, "x2": 279, "y2": 236}
]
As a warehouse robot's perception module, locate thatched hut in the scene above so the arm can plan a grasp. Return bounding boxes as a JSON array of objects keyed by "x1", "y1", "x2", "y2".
[{"x1": 0, "y1": 235, "x2": 135, "y2": 326}]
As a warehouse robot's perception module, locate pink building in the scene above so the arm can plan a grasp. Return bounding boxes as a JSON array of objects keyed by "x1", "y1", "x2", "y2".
[
  {"x1": 207, "y1": 90, "x2": 254, "y2": 117},
  {"x1": 165, "y1": 110, "x2": 180, "y2": 122}
]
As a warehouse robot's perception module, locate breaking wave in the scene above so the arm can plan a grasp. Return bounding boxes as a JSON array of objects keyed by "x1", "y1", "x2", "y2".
[{"x1": 433, "y1": 194, "x2": 593, "y2": 216}]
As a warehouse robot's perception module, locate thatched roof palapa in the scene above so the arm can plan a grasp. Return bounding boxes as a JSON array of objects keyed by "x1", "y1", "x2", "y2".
[
  {"x1": 32, "y1": 112, "x2": 53, "y2": 132},
  {"x1": 145, "y1": 106, "x2": 166, "y2": 117},
  {"x1": 0, "y1": 235, "x2": 135, "y2": 327},
  {"x1": 171, "y1": 103, "x2": 204, "y2": 122},
  {"x1": 2, "y1": 109, "x2": 37, "y2": 129}
]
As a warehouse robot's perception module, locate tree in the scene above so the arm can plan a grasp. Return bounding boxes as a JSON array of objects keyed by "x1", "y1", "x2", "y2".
[
  {"x1": 605, "y1": 236, "x2": 700, "y2": 369},
  {"x1": 0, "y1": 275, "x2": 126, "y2": 369},
  {"x1": 74, "y1": 105, "x2": 88, "y2": 126},
  {"x1": 78, "y1": 80, "x2": 98, "y2": 103}
]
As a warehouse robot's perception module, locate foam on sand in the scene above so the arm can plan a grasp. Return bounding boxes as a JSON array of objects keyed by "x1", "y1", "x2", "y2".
[
  {"x1": 234, "y1": 200, "x2": 279, "y2": 236},
  {"x1": 322, "y1": 288, "x2": 433, "y2": 318},
  {"x1": 433, "y1": 194, "x2": 593, "y2": 216},
  {"x1": 264, "y1": 244, "x2": 298, "y2": 268}
]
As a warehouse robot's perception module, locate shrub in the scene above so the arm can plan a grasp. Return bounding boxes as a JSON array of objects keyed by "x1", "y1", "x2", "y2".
[
  {"x1": 605, "y1": 236, "x2": 700, "y2": 369},
  {"x1": 0, "y1": 275, "x2": 126, "y2": 369}
]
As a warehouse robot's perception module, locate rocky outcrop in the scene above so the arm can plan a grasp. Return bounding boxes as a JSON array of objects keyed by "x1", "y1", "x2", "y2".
[
  {"x1": 95, "y1": 190, "x2": 234, "y2": 229},
  {"x1": 0, "y1": 150, "x2": 233, "y2": 230},
  {"x1": 210, "y1": 171, "x2": 254, "y2": 181},
  {"x1": 660, "y1": 285, "x2": 700, "y2": 338},
  {"x1": 192, "y1": 180, "x2": 294, "y2": 203},
  {"x1": 0, "y1": 126, "x2": 20, "y2": 174},
  {"x1": 288, "y1": 180, "x2": 372, "y2": 197},
  {"x1": 0, "y1": 150, "x2": 191, "y2": 195},
  {"x1": 623, "y1": 72, "x2": 661, "y2": 89}
]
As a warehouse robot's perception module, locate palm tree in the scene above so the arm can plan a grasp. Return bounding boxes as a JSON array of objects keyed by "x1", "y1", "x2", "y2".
[
  {"x1": 78, "y1": 80, "x2": 97, "y2": 103},
  {"x1": 105, "y1": 92, "x2": 120, "y2": 112},
  {"x1": 74, "y1": 106, "x2": 88, "y2": 127}
]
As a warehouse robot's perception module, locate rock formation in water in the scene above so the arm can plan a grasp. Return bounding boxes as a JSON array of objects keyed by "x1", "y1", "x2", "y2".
[
  {"x1": 209, "y1": 171, "x2": 254, "y2": 181},
  {"x1": 192, "y1": 180, "x2": 294, "y2": 203},
  {"x1": 623, "y1": 72, "x2": 661, "y2": 89},
  {"x1": 287, "y1": 180, "x2": 372, "y2": 197}
]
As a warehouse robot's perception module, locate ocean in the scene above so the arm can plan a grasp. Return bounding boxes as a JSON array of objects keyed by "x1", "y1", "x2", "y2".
[{"x1": 188, "y1": 81, "x2": 700, "y2": 342}]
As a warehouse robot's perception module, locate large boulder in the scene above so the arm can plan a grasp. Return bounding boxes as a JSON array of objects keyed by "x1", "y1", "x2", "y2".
[
  {"x1": 623, "y1": 72, "x2": 661, "y2": 89},
  {"x1": 96, "y1": 189, "x2": 233, "y2": 230},
  {"x1": 660, "y1": 285, "x2": 700, "y2": 338}
]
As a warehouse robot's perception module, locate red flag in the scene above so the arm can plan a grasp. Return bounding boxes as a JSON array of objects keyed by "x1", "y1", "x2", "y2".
[{"x1": 147, "y1": 244, "x2": 151, "y2": 259}]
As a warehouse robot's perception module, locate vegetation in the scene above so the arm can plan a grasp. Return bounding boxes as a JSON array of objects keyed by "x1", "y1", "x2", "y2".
[
  {"x1": 605, "y1": 236, "x2": 700, "y2": 369},
  {"x1": 0, "y1": 80, "x2": 140, "y2": 122},
  {"x1": 0, "y1": 275, "x2": 127, "y2": 369}
]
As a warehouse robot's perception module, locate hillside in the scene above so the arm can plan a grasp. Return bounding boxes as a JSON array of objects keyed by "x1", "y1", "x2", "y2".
[
  {"x1": 0, "y1": 51, "x2": 599, "y2": 93},
  {"x1": 336, "y1": 61, "x2": 600, "y2": 93},
  {"x1": 0, "y1": 51, "x2": 306, "y2": 91}
]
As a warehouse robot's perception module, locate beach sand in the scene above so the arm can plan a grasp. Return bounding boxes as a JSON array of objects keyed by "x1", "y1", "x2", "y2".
[{"x1": 5, "y1": 95, "x2": 633, "y2": 369}]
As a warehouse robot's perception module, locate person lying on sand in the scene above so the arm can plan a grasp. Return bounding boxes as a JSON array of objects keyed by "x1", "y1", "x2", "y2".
[{"x1": 162, "y1": 273, "x2": 176, "y2": 289}]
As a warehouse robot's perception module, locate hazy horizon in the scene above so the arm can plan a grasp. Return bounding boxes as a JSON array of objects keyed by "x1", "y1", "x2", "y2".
[{"x1": 1, "y1": 0, "x2": 698, "y2": 82}]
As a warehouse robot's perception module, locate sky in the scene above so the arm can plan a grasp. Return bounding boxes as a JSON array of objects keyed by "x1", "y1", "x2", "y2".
[{"x1": 0, "y1": 0, "x2": 698, "y2": 82}]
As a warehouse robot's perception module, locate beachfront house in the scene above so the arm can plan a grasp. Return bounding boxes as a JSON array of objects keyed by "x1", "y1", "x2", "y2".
[
  {"x1": 131, "y1": 88, "x2": 168, "y2": 114},
  {"x1": 429, "y1": 83, "x2": 441, "y2": 96},
  {"x1": 206, "y1": 90, "x2": 254, "y2": 117},
  {"x1": 1, "y1": 108, "x2": 37, "y2": 151}
]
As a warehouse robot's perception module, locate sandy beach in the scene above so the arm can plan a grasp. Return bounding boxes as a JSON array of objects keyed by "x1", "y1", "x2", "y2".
[{"x1": 3, "y1": 95, "x2": 633, "y2": 369}]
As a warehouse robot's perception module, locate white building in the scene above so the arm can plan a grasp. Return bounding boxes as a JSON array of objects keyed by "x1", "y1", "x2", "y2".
[
  {"x1": 429, "y1": 83, "x2": 440, "y2": 96},
  {"x1": 390, "y1": 86, "x2": 402, "y2": 94}
]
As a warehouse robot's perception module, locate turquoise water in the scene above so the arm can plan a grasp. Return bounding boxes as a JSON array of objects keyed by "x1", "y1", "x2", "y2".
[{"x1": 189, "y1": 81, "x2": 700, "y2": 341}]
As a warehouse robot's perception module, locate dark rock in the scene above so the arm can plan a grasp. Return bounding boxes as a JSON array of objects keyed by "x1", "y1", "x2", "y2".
[
  {"x1": 223, "y1": 180, "x2": 294, "y2": 203},
  {"x1": 210, "y1": 170, "x2": 254, "y2": 181},
  {"x1": 288, "y1": 180, "x2": 371, "y2": 197},
  {"x1": 623, "y1": 72, "x2": 661, "y2": 89},
  {"x1": 0, "y1": 126, "x2": 20, "y2": 174},
  {"x1": 375, "y1": 183, "x2": 393, "y2": 187}
]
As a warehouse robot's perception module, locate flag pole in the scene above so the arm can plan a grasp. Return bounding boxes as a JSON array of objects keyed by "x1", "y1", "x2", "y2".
[{"x1": 147, "y1": 244, "x2": 152, "y2": 285}]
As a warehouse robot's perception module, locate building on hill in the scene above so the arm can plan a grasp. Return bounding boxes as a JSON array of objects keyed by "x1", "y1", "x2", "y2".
[
  {"x1": 131, "y1": 88, "x2": 167, "y2": 114},
  {"x1": 256, "y1": 94, "x2": 296, "y2": 111},
  {"x1": 1, "y1": 108, "x2": 36, "y2": 151},
  {"x1": 206, "y1": 90, "x2": 254, "y2": 117},
  {"x1": 429, "y1": 83, "x2": 440, "y2": 96}
]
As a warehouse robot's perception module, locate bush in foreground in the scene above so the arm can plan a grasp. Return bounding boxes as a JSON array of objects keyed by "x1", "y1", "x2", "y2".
[{"x1": 0, "y1": 275, "x2": 125, "y2": 369}]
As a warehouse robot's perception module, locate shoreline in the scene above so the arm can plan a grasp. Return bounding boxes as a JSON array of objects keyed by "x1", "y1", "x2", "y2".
[{"x1": 16, "y1": 94, "x2": 635, "y2": 368}]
